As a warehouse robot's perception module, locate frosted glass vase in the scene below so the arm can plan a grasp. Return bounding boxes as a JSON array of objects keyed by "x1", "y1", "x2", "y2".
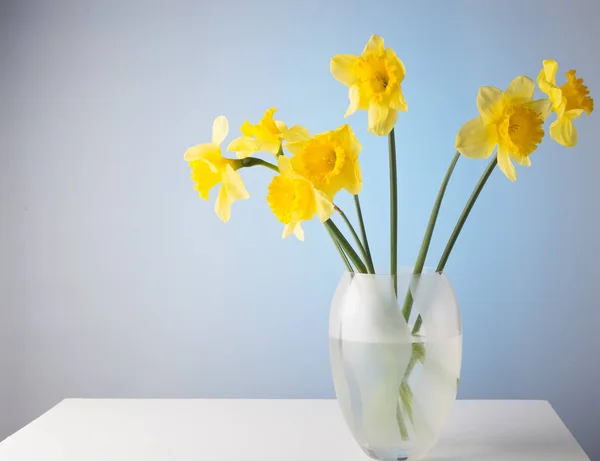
[{"x1": 329, "y1": 268, "x2": 462, "y2": 460}]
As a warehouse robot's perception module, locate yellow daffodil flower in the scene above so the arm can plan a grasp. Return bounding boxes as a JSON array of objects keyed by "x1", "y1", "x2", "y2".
[
  {"x1": 456, "y1": 76, "x2": 553, "y2": 181},
  {"x1": 227, "y1": 108, "x2": 311, "y2": 159},
  {"x1": 330, "y1": 34, "x2": 407, "y2": 136},
  {"x1": 266, "y1": 157, "x2": 334, "y2": 241},
  {"x1": 184, "y1": 116, "x2": 249, "y2": 222},
  {"x1": 285, "y1": 124, "x2": 362, "y2": 200},
  {"x1": 537, "y1": 60, "x2": 594, "y2": 148}
]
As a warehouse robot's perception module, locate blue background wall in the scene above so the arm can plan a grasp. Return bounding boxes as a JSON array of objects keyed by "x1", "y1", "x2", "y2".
[{"x1": 1, "y1": 0, "x2": 599, "y2": 458}]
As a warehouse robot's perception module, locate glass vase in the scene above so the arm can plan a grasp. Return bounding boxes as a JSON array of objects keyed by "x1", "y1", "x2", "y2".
[{"x1": 329, "y1": 268, "x2": 462, "y2": 460}]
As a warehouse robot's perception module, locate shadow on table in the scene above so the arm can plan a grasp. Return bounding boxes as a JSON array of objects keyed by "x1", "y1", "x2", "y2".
[{"x1": 422, "y1": 430, "x2": 582, "y2": 460}]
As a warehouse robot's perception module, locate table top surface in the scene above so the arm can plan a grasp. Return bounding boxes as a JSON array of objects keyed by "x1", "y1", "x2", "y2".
[{"x1": 0, "y1": 399, "x2": 589, "y2": 461}]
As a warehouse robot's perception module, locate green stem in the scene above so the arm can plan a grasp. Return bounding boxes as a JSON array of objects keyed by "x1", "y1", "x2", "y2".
[
  {"x1": 353, "y1": 195, "x2": 375, "y2": 274},
  {"x1": 238, "y1": 157, "x2": 279, "y2": 173},
  {"x1": 402, "y1": 152, "x2": 461, "y2": 323},
  {"x1": 325, "y1": 224, "x2": 354, "y2": 273},
  {"x1": 436, "y1": 155, "x2": 498, "y2": 273},
  {"x1": 325, "y1": 219, "x2": 368, "y2": 273},
  {"x1": 335, "y1": 205, "x2": 374, "y2": 274},
  {"x1": 388, "y1": 129, "x2": 398, "y2": 291}
]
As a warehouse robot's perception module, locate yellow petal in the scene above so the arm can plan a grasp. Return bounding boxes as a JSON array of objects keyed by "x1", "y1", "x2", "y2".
[
  {"x1": 550, "y1": 89, "x2": 567, "y2": 116},
  {"x1": 189, "y1": 159, "x2": 221, "y2": 199},
  {"x1": 330, "y1": 54, "x2": 359, "y2": 87},
  {"x1": 261, "y1": 108, "x2": 279, "y2": 134},
  {"x1": 509, "y1": 153, "x2": 531, "y2": 167},
  {"x1": 477, "y1": 86, "x2": 504, "y2": 123},
  {"x1": 241, "y1": 120, "x2": 259, "y2": 138},
  {"x1": 259, "y1": 140, "x2": 281, "y2": 156},
  {"x1": 455, "y1": 116, "x2": 497, "y2": 159},
  {"x1": 221, "y1": 164, "x2": 250, "y2": 201},
  {"x1": 227, "y1": 136, "x2": 260, "y2": 159},
  {"x1": 314, "y1": 189, "x2": 334, "y2": 222},
  {"x1": 363, "y1": 34, "x2": 384, "y2": 54},
  {"x1": 275, "y1": 120, "x2": 288, "y2": 133},
  {"x1": 497, "y1": 145, "x2": 517, "y2": 182},
  {"x1": 184, "y1": 143, "x2": 218, "y2": 161},
  {"x1": 525, "y1": 98, "x2": 554, "y2": 121},
  {"x1": 277, "y1": 156, "x2": 294, "y2": 175},
  {"x1": 345, "y1": 84, "x2": 361, "y2": 117},
  {"x1": 542, "y1": 60, "x2": 558, "y2": 87},
  {"x1": 282, "y1": 222, "x2": 303, "y2": 240},
  {"x1": 368, "y1": 103, "x2": 398, "y2": 136},
  {"x1": 506, "y1": 76, "x2": 535, "y2": 104},
  {"x1": 339, "y1": 124, "x2": 362, "y2": 157},
  {"x1": 344, "y1": 158, "x2": 363, "y2": 195},
  {"x1": 550, "y1": 116, "x2": 578, "y2": 147},
  {"x1": 283, "y1": 125, "x2": 311, "y2": 142},
  {"x1": 385, "y1": 48, "x2": 406, "y2": 79},
  {"x1": 293, "y1": 222, "x2": 305, "y2": 241},
  {"x1": 212, "y1": 116, "x2": 229, "y2": 145},
  {"x1": 215, "y1": 186, "x2": 232, "y2": 222},
  {"x1": 285, "y1": 139, "x2": 309, "y2": 156},
  {"x1": 389, "y1": 87, "x2": 408, "y2": 112}
]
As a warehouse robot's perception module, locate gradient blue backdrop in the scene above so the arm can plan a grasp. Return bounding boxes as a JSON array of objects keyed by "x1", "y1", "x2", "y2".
[{"x1": 1, "y1": 0, "x2": 599, "y2": 458}]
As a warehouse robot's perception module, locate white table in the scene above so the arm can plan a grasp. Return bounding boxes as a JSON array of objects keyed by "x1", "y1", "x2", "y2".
[{"x1": 0, "y1": 399, "x2": 589, "y2": 460}]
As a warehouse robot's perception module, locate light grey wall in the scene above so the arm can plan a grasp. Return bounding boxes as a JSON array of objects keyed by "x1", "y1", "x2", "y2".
[{"x1": 1, "y1": 0, "x2": 599, "y2": 458}]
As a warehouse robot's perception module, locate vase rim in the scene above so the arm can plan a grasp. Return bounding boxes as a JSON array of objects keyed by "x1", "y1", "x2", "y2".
[{"x1": 343, "y1": 266, "x2": 447, "y2": 277}]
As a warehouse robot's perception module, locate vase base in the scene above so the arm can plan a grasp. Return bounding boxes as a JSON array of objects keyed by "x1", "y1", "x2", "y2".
[{"x1": 362, "y1": 446, "x2": 410, "y2": 461}]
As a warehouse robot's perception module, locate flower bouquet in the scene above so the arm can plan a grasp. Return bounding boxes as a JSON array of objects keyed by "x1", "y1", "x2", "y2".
[{"x1": 183, "y1": 35, "x2": 593, "y2": 460}]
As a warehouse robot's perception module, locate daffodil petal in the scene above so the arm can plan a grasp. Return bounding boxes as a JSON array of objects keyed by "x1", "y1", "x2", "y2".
[
  {"x1": 550, "y1": 116, "x2": 578, "y2": 147},
  {"x1": 385, "y1": 48, "x2": 406, "y2": 79},
  {"x1": 368, "y1": 103, "x2": 397, "y2": 136},
  {"x1": 259, "y1": 140, "x2": 281, "y2": 156},
  {"x1": 343, "y1": 158, "x2": 362, "y2": 195},
  {"x1": 339, "y1": 124, "x2": 362, "y2": 157},
  {"x1": 565, "y1": 109, "x2": 584, "y2": 121},
  {"x1": 241, "y1": 120, "x2": 258, "y2": 138},
  {"x1": 363, "y1": 34, "x2": 384, "y2": 54},
  {"x1": 477, "y1": 86, "x2": 504, "y2": 123},
  {"x1": 261, "y1": 108, "x2": 279, "y2": 134},
  {"x1": 542, "y1": 60, "x2": 558, "y2": 86},
  {"x1": 525, "y1": 98, "x2": 554, "y2": 121},
  {"x1": 283, "y1": 125, "x2": 311, "y2": 142},
  {"x1": 293, "y1": 222, "x2": 305, "y2": 241},
  {"x1": 275, "y1": 120, "x2": 288, "y2": 133},
  {"x1": 227, "y1": 137, "x2": 260, "y2": 159},
  {"x1": 330, "y1": 54, "x2": 359, "y2": 87},
  {"x1": 285, "y1": 139, "x2": 309, "y2": 156},
  {"x1": 277, "y1": 156, "x2": 294, "y2": 175},
  {"x1": 345, "y1": 84, "x2": 361, "y2": 117},
  {"x1": 455, "y1": 116, "x2": 497, "y2": 159},
  {"x1": 509, "y1": 153, "x2": 531, "y2": 167},
  {"x1": 212, "y1": 116, "x2": 229, "y2": 145},
  {"x1": 282, "y1": 222, "x2": 303, "y2": 240},
  {"x1": 314, "y1": 189, "x2": 334, "y2": 222},
  {"x1": 222, "y1": 164, "x2": 250, "y2": 201},
  {"x1": 215, "y1": 186, "x2": 231, "y2": 223},
  {"x1": 497, "y1": 145, "x2": 517, "y2": 182},
  {"x1": 389, "y1": 87, "x2": 408, "y2": 112},
  {"x1": 184, "y1": 143, "x2": 218, "y2": 161},
  {"x1": 506, "y1": 76, "x2": 535, "y2": 104}
]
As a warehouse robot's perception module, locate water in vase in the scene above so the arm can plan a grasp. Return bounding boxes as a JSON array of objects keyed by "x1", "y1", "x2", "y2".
[{"x1": 330, "y1": 334, "x2": 462, "y2": 460}]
